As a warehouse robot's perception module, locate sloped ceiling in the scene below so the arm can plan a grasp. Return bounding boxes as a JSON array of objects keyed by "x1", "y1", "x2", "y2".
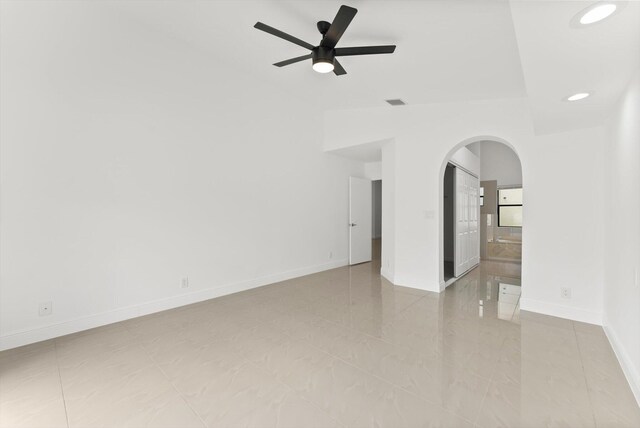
[
  {"x1": 510, "y1": 0, "x2": 640, "y2": 135},
  {"x1": 99, "y1": 1, "x2": 640, "y2": 134}
]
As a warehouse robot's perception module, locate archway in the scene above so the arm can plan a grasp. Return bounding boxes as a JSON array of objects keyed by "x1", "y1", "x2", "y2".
[{"x1": 438, "y1": 137, "x2": 523, "y2": 320}]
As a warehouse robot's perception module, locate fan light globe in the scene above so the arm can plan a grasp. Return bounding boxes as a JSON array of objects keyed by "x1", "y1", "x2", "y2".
[{"x1": 312, "y1": 61, "x2": 334, "y2": 73}]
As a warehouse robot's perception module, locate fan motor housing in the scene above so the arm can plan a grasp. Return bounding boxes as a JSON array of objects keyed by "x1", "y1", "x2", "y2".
[{"x1": 312, "y1": 46, "x2": 335, "y2": 66}]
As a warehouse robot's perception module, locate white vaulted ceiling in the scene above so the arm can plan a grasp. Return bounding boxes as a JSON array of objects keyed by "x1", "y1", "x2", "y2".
[
  {"x1": 102, "y1": 0, "x2": 640, "y2": 134},
  {"x1": 510, "y1": 0, "x2": 640, "y2": 135}
]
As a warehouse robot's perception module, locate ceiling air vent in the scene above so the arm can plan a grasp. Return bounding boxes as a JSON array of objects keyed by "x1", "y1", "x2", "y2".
[{"x1": 385, "y1": 99, "x2": 406, "y2": 106}]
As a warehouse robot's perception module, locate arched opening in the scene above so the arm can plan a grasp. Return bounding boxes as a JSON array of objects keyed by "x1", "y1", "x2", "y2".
[{"x1": 439, "y1": 136, "x2": 523, "y2": 321}]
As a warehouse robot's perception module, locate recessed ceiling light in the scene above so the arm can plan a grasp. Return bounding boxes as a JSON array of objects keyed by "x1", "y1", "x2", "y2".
[
  {"x1": 580, "y1": 3, "x2": 617, "y2": 24},
  {"x1": 566, "y1": 92, "x2": 590, "y2": 101},
  {"x1": 571, "y1": 2, "x2": 621, "y2": 27}
]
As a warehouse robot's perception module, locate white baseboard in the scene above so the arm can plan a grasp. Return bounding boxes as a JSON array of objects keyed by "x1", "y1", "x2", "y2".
[
  {"x1": 380, "y1": 267, "x2": 394, "y2": 284},
  {"x1": 519, "y1": 298, "x2": 602, "y2": 325},
  {"x1": 0, "y1": 259, "x2": 348, "y2": 351},
  {"x1": 603, "y1": 324, "x2": 640, "y2": 407},
  {"x1": 440, "y1": 277, "x2": 458, "y2": 291}
]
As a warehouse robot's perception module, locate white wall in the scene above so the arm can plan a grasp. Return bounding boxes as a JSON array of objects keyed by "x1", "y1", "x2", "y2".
[
  {"x1": 364, "y1": 162, "x2": 382, "y2": 180},
  {"x1": 325, "y1": 98, "x2": 606, "y2": 324},
  {"x1": 478, "y1": 140, "x2": 522, "y2": 186},
  {"x1": 0, "y1": 2, "x2": 363, "y2": 349},
  {"x1": 603, "y1": 68, "x2": 640, "y2": 404},
  {"x1": 380, "y1": 142, "x2": 396, "y2": 282},
  {"x1": 449, "y1": 146, "x2": 480, "y2": 176}
]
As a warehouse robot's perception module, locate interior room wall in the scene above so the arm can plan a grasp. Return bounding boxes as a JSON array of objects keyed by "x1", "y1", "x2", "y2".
[
  {"x1": 0, "y1": 2, "x2": 364, "y2": 350},
  {"x1": 449, "y1": 146, "x2": 480, "y2": 176},
  {"x1": 364, "y1": 162, "x2": 382, "y2": 180},
  {"x1": 325, "y1": 98, "x2": 606, "y2": 324},
  {"x1": 603, "y1": 68, "x2": 640, "y2": 404},
  {"x1": 380, "y1": 142, "x2": 396, "y2": 282},
  {"x1": 478, "y1": 140, "x2": 523, "y2": 186}
]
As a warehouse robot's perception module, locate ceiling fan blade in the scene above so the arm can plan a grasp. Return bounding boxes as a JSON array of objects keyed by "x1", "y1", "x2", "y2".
[
  {"x1": 273, "y1": 54, "x2": 313, "y2": 67},
  {"x1": 335, "y1": 45, "x2": 396, "y2": 56},
  {"x1": 321, "y1": 5, "x2": 358, "y2": 49},
  {"x1": 254, "y1": 22, "x2": 315, "y2": 50},
  {"x1": 333, "y1": 59, "x2": 347, "y2": 76}
]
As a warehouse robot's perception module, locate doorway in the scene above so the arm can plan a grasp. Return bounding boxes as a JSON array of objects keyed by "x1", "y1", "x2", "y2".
[
  {"x1": 441, "y1": 139, "x2": 522, "y2": 298},
  {"x1": 372, "y1": 180, "x2": 382, "y2": 261},
  {"x1": 443, "y1": 165, "x2": 455, "y2": 281},
  {"x1": 442, "y1": 160, "x2": 480, "y2": 283},
  {"x1": 349, "y1": 176, "x2": 372, "y2": 265},
  {"x1": 348, "y1": 177, "x2": 382, "y2": 266}
]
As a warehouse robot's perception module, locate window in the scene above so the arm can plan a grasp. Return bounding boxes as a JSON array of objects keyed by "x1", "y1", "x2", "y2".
[{"x1": 498, "y1": 188, "x2": 522, "y2": 227}]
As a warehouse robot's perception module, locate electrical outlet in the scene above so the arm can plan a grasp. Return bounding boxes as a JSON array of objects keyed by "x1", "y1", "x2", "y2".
[
  {"x1": 561, "y1": 287, "x2": 572, "y2": 299},
  {"x1": 181, "y1": 277, "x2": 189, "y2": 289},
  {"x1": 328, "y1": 251, "x2": 333, "y2": 259},
  {"x1": 39, "y1": 301, "x2": 52, "y2": 316}
]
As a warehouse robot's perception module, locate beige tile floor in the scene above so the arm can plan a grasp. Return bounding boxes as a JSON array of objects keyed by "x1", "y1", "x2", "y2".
[{"x1": 1, "y1": 250, "x2": 639, "y2": 427}]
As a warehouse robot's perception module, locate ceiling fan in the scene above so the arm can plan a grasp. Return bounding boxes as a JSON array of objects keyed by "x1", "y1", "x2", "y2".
[{"x1": 254, "y1": 5, "x2": 396, "y2": 76}]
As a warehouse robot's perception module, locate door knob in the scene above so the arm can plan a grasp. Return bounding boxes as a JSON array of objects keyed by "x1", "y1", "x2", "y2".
[{"x1": 350, "y1": 223, "x2": 357, "y2": 227}]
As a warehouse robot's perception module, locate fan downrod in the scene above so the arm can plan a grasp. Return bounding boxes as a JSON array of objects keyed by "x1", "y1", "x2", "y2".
[{"x1": 317, "y1": 21, "x2": 331, "y2": 35}]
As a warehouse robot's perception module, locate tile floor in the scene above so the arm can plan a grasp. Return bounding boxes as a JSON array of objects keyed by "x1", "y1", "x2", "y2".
[{"x1": 1, "y1": 251, "x2": 639, "y2": 427}]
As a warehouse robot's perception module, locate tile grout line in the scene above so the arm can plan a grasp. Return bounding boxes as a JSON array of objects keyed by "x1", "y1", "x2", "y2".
[
  {"x1": 53, "y1": 340, "x2": 71, "y2": 428},
  {"x1": 299, "y1": 289, "x2": 434, "y2": 349},
  {"x1": 271, "y1": 318, "x2": 477, "y2": 426},
  {"x1": 572, "y1": 321, "x2": 599, "y2": 428},
  {"x1": 471, "y1": 334, "x2": 513, "y2": 428},
  {"x1": 240, "y1": 356, "x2": 348, "y2": 428},
  {"x1": 235, "y1": 318, "x2": 348, "y2": 427},
  {"x1": 325, "y1": 344, "x2": 478, "y2": 425},
  {"x1": 13, "y1": 262, "x2": 636, "y2": 428},
  {"x1": 59, "y1": 264, "x2": 506, "y2": 427},
  {"x1": 254, "y1": 268, "x2": 514, "y2": 425},
  {"x1": 130, "y1": 315, "x2": 347, "y2": 428},
  {"x1": 239, "y1": 314, "x2": 459, "y2": 425},
  {"x1": 122, "y1": 324, "x2": 209, "y2": 428},
  {"x1": 238, "y1": 323, "x2": 458, "y2": 427}
]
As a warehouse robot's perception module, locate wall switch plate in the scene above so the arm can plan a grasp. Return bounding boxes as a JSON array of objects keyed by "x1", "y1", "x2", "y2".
[
  {"x1": 561, "y1": 287, "x2": 572, "y2": 299},
  {"x1": 181, "y1": 277, "x2": 189, "y2": 288},
  {"x1": 39, "y1": 301, "x2": 52, "y2": 316}
]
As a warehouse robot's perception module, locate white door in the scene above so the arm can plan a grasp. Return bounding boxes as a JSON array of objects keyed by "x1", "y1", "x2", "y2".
[
  {"x1": 349, "y1": 177, "x2": 372, "y2": 265},
  {"x1": 454, "y1": 168, "x2": 480, "y2": 276},
  {"x1": 469, "y1": 174, "x2": 480, "y2": 267}
]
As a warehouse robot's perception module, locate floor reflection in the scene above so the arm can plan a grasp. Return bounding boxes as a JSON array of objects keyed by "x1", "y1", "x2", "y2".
[{"x1": 442, "y1": 260, "x2": 522, "y2": 325}]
